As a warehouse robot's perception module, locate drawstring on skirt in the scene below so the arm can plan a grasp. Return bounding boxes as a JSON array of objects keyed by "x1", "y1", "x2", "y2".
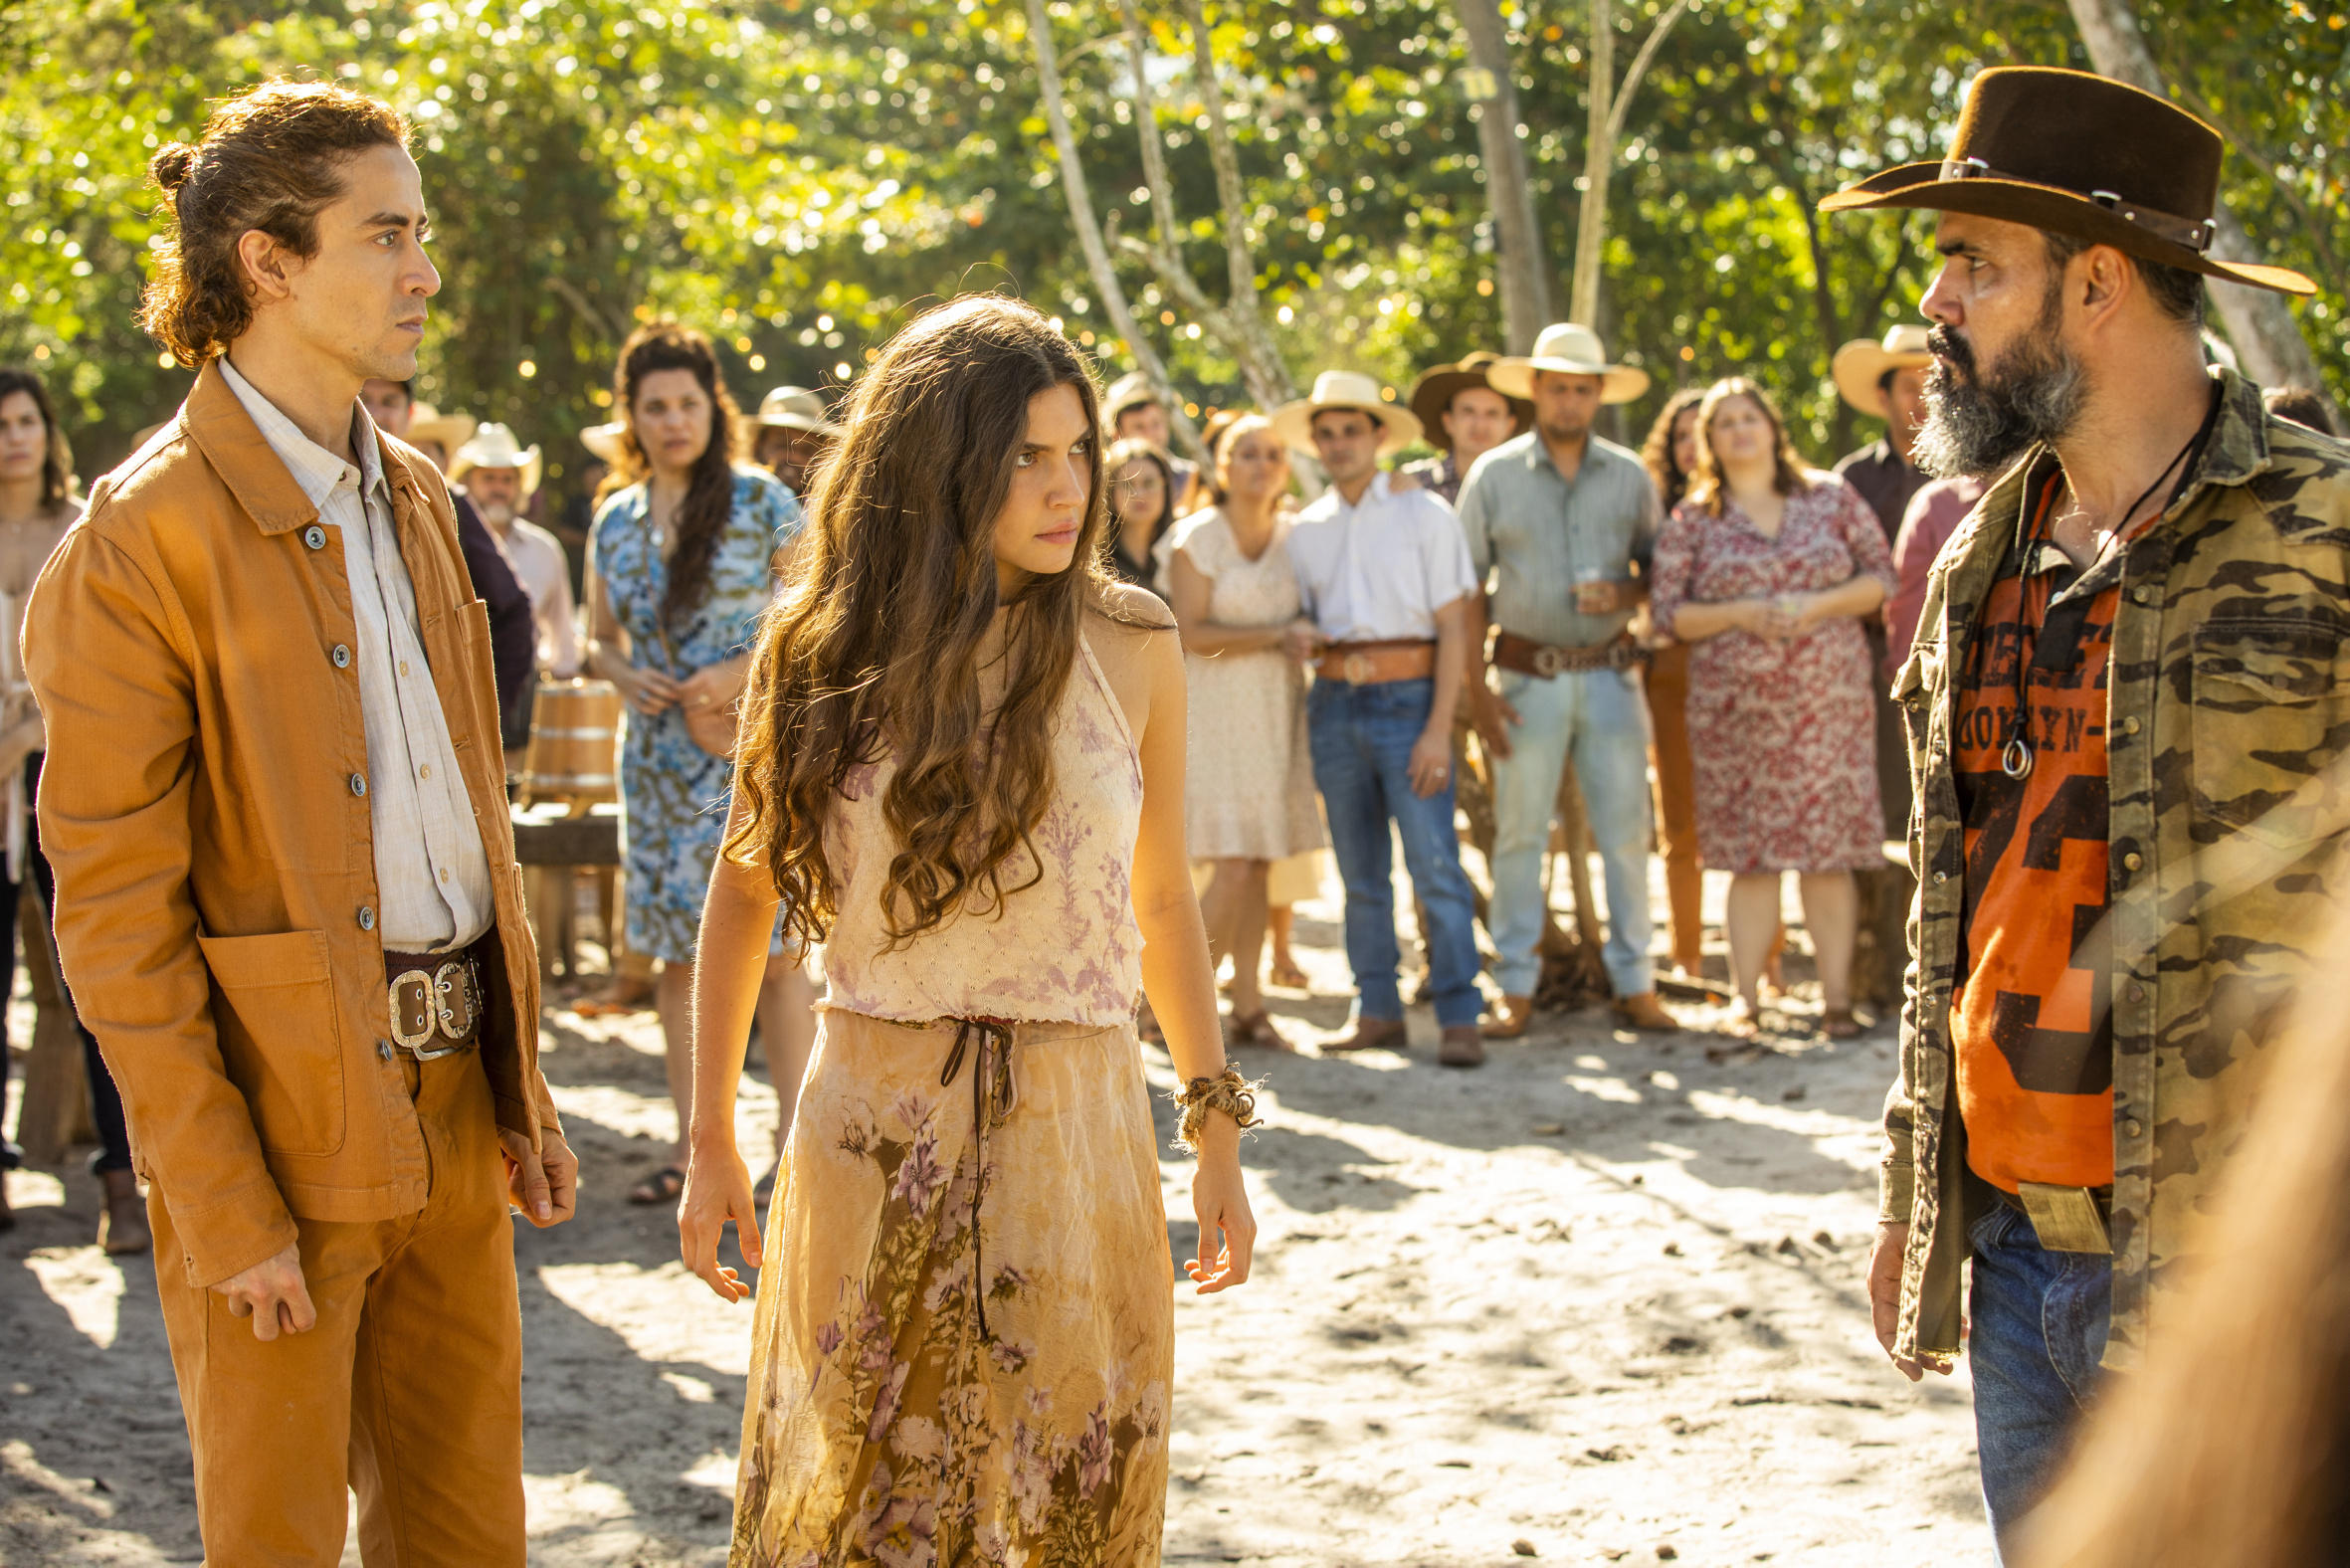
[{"x1": 938, "y1": 1016, "x2": 1017, "y2": 1338}]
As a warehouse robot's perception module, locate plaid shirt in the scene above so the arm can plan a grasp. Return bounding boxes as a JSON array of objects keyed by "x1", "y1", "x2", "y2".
[{"x1": 1887, "y1": 370, "x2": 2350, "y2": 1369}]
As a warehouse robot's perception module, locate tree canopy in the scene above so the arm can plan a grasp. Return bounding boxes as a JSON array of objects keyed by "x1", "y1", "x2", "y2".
[{"x1": 4, "y1": 0, "x2": 2340, "y2": 491}]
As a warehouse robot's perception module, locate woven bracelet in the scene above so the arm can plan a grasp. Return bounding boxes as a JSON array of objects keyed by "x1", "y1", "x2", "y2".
[{"x1": 1172, "y1": 1066, "x2": 1264, "y2": 1153}]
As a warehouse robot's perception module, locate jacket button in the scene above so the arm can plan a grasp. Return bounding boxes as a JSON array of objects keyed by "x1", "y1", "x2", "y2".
[
  {"x1": 358, "y1": 905, "x2": 376, "y2": 931},
  {"x1": 2120, "y1": 716, "x2": 2140, "y2": 736},
  {"x1": 2122, "y1": 852, "x2": 2144, "y2": 872},
  {"x1": 349, "y1": 772, "x2": 368, "y2": 798},
  {"x1": 2123, "y1": 1117, "x2": 2143, "y2": 1138},
  {"x1": 2130, "y1": 585, "x2": 2154, "y2": 605},
  {"x1": 303, "y1": 524, "x2": 327, "y2": 550},
  {"x1": 332, "y1": 644, "x2": 351, "y2": 669},
  {"x1": 2127, "y1": 982, "x2": 2146, "y2": 1003},
  {"x1": 1932, "y1": 871, "x2": 1948, "y2": 884}
]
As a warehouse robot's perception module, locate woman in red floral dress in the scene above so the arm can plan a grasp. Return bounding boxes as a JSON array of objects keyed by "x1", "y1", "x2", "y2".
[{"x1": 1648, "y1": 379, "x2": 1894, "y2": 1037}]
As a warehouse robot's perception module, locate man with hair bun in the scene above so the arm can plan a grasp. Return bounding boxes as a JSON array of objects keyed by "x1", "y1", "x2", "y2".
[{"x1": 26, "y1": 79, "x2": 572, "y2": 1563}]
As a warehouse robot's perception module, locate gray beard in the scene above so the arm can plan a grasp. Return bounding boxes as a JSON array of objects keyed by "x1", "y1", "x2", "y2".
[
  {"x1": 1912, "y1": 318, "x2": 2087, "y2": 481},
  {"x1": 477, "y1": 500, "x2": 516, "y2": 528}
]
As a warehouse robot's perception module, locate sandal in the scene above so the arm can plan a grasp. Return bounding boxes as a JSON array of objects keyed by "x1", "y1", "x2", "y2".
[
  {"x1": 1821, "y1": 1007, "x2": 1864, "y2": 1040},
  {"x1": 1268, "y1": 956, "x2": 1310, "y2": 991},
  {"x1": 1228, "y1": 1011, "x2": 1294, "y2": 1052},
  {"x1": 629, "y1": 1166, "x2": 685, "y2": 1206}
]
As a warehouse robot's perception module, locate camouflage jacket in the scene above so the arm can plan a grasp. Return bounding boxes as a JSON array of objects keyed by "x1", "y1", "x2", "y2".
[{"x1": 1885, "y1": 370, "x2": 2350, "y2": 1370}]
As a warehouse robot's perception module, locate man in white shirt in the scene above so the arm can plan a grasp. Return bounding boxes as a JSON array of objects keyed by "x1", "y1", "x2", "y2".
[
  {"x1": 1273, "y1": 371, "x2": 1489, "y2": 1065},
  {"x1": 451, "y1": 422, "x2": 581, "y2": 683}
]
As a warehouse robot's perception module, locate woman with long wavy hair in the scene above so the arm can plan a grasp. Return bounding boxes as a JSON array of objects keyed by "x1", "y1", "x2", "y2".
[
  {"x1": 678, "y1": 295, "x2": 1257, "y2": 1564},
  {"x1": 582, "y1": 321, "x2": 818, "y2": 1207}
]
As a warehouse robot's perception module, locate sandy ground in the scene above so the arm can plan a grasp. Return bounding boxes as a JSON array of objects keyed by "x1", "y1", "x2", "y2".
[{"x1": 1, "y1": 867, "x2": 1987, "y2": 1567}]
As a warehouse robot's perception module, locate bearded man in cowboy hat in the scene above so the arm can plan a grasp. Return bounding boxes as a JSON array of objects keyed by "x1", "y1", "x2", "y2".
[
  {"x1": 1457, "y1": 322, "x2": 1675, "y2": 1040},
  {"x1": 1398, "y1": 350, "x2": 1531, "y2": 506},
  {"x1": 748, "y1": 384, "x2": 841, "y2": 497},
  {"x1": 453, "y1": 423, "x2": 579, "y2": 703},
  {"x1": 1274, "y1": 370, "x2": 1488, "y2": 1065},
  {"x1": 1826, "y1": 66, "x2": 2350, "y2": 1555}
]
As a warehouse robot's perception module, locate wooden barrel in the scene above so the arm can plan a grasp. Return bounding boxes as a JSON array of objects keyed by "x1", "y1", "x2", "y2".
[{"x1": 521, "y1": 679, "x2": 622, "y2": 807}]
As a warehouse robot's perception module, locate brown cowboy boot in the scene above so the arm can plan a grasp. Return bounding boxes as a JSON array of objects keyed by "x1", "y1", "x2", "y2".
[
  {"x1": 1612, "y1": 991, "x2": 1681, "y2": 1034},
  {"x1": 1480, "y1": 994, "x2": 1535, "y2": 1040}
]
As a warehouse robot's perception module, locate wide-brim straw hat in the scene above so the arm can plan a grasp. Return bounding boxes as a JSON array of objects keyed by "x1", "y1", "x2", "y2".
[
  {"x1": 1103, "y1": 370, "x2": 1164, "y2": 424},
  {"x1": 1408, "y1": 351, "x2": 1534, "y2": 452},
  {"x1": 403, "y1": 403, "x2": 477, "y2": 460},
  {"x1": 1819, "y1": 67, "x2": 2313, "y2": 296},
  {"x1": 1488, "y1": 323, "x2": 1652, "y2": 404},
  {"x1": 580, "y1": 422, "x2": 628, "y2": 465},
  {"x1": 755, "y1": 384, "x2": 842, "y2": 437},
  {"x1": 449, "y1": 421, "x2": 543, "y2": 494},
  {"x1": 1267, "y1": 370, "x2": 1423, "y2": 459},
  {"x1": 1832, "y1": 325, "x2": 1936, "y2": 420}
]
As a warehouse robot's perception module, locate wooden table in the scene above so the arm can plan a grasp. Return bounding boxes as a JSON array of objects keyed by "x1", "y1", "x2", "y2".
[{"x1": 510, "y1": 803, "x2": 622, "y2": 980}]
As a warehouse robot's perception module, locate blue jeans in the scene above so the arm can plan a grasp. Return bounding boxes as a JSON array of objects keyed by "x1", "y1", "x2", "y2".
[
  {"x1": 1967, "y1": 1201, "x2": 2112, "y2": 1563},
  {"x1": 1486, "y1": 666, "x2": 1655, "y2": 999},
  {"x1": 1306, "y1": 678, "x2": 1482, "y2": 1028}
]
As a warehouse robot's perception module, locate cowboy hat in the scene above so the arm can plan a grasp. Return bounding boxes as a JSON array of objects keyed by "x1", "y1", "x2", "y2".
[
  {"x1": 1488, "y1": 323, "x2": 1652, "y2": 404},
  {"x1": 1268, "y1": 370, "x2": 1423, "y2": 459},
  {"x1": 1408, "y1": 351, "x2": 1534, "y2": 452},
  {"x1": 449, "y1": 422, "x2": 542, "y2": 495},
  {"x1": 579, "y1": 422, "x2": 627, "y2": 465},
  {"x1": 1102, "y1": 370, "x2": 1165, "y2": 424},
  {"x1": 403, "y1": 403, "x2": 477, "y2": 465},
  {"x1": 1832, "y1": 325, "x2": 1935, "y2": 420},
  {"x1": 754, "y1": 385, "x2": 842, "y2": 437},
  {"x1": 1819, "y1": 67, "x2": 2314, "y2": 296}
]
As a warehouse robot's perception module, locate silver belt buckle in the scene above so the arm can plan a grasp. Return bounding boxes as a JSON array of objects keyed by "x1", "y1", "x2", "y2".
[
  {"x1": 1340, "y1": 652, "x2": 1372, "y2": 685},
  {"x1": 1531, "y1": 644, "x2": 1567, "y2": 678}
]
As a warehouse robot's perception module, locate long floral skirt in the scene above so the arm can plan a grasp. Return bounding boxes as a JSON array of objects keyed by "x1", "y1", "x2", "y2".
[{"x1": 730, "y1": 1010, "x2": 1175, "y2": 1567}]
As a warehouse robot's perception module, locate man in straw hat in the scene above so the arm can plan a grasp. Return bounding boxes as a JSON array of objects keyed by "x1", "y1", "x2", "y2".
[
  {"x1": 1825, "y1": 66, "x2": 2349, "y2": 1552},
  {"x1": 1831, "y1": 323, "x2": 1937, "y2": 540},
  {"x1": 453, "y1": 422, "x2": 580, "y2": 695},
  {"x1": 748, "y1": 384, "x2": 841, "y2": 497},
  {"x1": 1398, "y1": 350, "x2": 1530, "y2": 507},
  {"x1": 1458, "y1": 322, "x2": 1675, "y2": 1040},
  {"x1": 1273, "y1": 370, "x2": 1488, "y2": 1066}
]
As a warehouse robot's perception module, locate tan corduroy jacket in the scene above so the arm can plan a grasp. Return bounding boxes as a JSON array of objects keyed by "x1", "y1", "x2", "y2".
[{"x1": 25, "y1": 360, "x2": 557, "y2": 1289}]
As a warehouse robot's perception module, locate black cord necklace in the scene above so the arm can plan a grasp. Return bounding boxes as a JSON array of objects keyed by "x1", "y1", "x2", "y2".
[{"x1": 2000, "y1": 389, "x2": 2222, "y2": 782}]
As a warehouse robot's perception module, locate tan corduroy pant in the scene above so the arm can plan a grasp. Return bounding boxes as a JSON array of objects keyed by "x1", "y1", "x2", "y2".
[{"x1": 148, "y1": 1051, "x2": 526, "y2": 1566}]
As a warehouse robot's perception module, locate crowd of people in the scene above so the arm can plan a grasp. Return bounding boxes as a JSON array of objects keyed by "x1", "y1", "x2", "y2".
[{"x1": 7, "y1": 58, "x2": 2350, "y2": 1568}]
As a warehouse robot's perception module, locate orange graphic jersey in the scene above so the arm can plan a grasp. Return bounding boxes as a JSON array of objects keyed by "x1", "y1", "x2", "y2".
[{"x1": 1950, "y1": 481, "x2": 2117, "y2": 1193}]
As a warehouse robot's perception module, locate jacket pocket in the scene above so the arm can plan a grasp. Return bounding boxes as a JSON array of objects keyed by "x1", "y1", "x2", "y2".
[
  {"x1": 2189, "y1": 620, "x2": 2350, "y2": 851},
  {"x1": 196, "y1": 929, "x2": 346, "y2": 1157}
]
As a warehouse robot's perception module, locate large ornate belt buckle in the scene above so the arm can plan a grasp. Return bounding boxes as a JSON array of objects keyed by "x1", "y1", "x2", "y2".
[
  {"x1": 1340, "y1": 652, "x2": 1373, "y2": 685},
  {"x1": 1531, "y1": 644, "x2": 1568, "y2": 678},
  {"x1": 389, "y1": 971, "x2": 439, "y2": 1054},
  {"x1": 2016, "y1": 1182, "x2": 2110, "y2": 1255},
  {"x1": 435, "y1": 959, "x2": 482, "y2": 1045}
]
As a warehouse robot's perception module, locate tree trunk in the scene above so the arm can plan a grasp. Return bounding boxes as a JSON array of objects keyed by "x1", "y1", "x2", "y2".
[
  {"x1": 1025, "y1": 0, "x2": 1192, "y2": 449},
  {"x1": 2065, "y1": 0, "x2": 2338, "y2": 416},
  {"x1": 1569, "y1": 0, "x2": 1694, "y2": 327},
  {"x1": 1454, "y1": 0, "x2": 1552, "y2": 351}
]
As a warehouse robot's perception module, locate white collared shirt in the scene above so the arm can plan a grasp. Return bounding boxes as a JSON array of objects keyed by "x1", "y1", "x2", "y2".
[
  {"x1": 1285, "y1": 472, "x2": 1478, "y2": 642},
  {"x1": 219, "y1": 357, "x2": 493, "y2": 953},
  {"x1": 492, "y1": 517, "x2": 581, "y2": 679}
]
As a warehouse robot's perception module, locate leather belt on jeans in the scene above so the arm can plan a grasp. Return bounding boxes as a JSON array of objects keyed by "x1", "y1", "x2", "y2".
[
  {"x1": 1995, "y1": 1181, "x2": 2113, "y2": 1255},
  {"x1": 1315, "y1": 640, "x2": 1436, "y2": 686},
  {"x1": 384, "y1": 941, "x2": 488, "y2": 1062},
  {"x1": 1490, "y1": 630, "x2": 1645, "y2": 678}
]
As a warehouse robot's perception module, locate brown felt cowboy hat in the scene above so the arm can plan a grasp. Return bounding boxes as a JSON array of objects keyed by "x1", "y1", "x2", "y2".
[
  {"x1": 1408, "y1": 351, "x2": 1533, "y2": 452},
  {"x1": 1819, "y1": 66, "x2": 2314, "y2": 296}
]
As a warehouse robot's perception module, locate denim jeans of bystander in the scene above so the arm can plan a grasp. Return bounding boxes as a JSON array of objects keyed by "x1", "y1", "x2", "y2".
[
  {"x1": 1967, "y1": 1200, "x2": 2113, "y2": 1564},
  {"x1": 1305, "y1": 678, "x2": 1482, "y2": 1028}
]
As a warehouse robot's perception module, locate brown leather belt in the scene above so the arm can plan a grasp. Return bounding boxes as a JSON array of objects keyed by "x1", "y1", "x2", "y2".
[
  {"x1": 1315, "y1": 640, "x2": 1436, "y2": 686},
  {"x1": 1491, "y1": 630, "x2": 1646, "y2": 678},
  {"x1": 383, "y1": 939, "x2": 488, "y2": 1062}
]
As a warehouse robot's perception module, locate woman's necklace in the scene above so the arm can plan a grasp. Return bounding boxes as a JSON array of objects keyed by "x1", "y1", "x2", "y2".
[{"x1": 1999, "y1": 394, "x2": 2217, "y2": 781}]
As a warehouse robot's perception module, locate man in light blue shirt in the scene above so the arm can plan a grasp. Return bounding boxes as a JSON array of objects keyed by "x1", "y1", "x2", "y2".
[{"x1": 1459, "y1": 324, "x2": 1676, "y2": 1038}]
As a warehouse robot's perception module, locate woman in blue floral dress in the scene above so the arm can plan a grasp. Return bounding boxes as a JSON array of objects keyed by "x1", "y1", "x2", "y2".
[{"x1": 584, "y1": 322, "x2": 817, "y2": 1205}]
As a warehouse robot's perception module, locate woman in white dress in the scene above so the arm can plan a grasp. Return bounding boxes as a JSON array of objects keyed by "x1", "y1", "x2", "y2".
[{"x1": 1163, "y1": 415, "x2": 1323, "y2": 1048}]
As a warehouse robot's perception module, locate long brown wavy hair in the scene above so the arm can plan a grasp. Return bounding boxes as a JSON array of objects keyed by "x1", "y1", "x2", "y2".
[
  {"x1": 1638, "y1": 386, "x2": 1707, "y2": 512},
  {"x1": 725, "y1": 294, "x2": 1117, "y2": 949},
  {"x1": 1683, "y1": 377, "x2": 1812, "y2": 515},
  {"x1": 598, "y1": 321, "x2": 744, "y2": 631},
  {"x1": 139, "y1": 82, "x2": 410, "y2": 367},
  {"x1": 0, "y1": 368, "x2": 76, "y2": 512}
]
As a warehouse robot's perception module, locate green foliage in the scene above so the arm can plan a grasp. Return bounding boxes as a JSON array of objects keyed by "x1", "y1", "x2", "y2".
[{"x1": 1, "y1": 0, "x2": 2338, "y2": 491}]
